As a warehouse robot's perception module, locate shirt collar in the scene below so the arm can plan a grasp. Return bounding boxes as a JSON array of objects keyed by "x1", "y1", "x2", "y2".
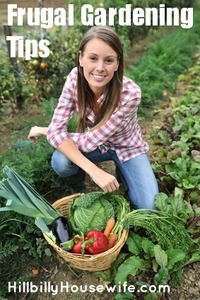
[{"x1": 97, "y1": 93, "x2": 105, "y2": 104}]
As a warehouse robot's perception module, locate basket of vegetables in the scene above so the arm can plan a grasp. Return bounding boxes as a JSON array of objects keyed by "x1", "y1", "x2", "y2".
[
  {"x1": 0, "y1": 166, "x2": 129, "y2": 271},
  {"x1": 43, "y1": 193, "x2": 129, "y2": 271},
  {"x1": 0, "y1": 166, "x2": 166, "y2": 272}
]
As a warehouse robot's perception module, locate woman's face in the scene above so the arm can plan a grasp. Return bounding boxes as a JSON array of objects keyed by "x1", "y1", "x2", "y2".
[{"x1": 79, "y1": 38, "x2": 119, "y2": 98}]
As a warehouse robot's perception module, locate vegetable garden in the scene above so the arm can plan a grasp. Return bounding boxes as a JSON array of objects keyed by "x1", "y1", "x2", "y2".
[{"x1": 0, "y1": 0, "x2": 199, "y2": 299}]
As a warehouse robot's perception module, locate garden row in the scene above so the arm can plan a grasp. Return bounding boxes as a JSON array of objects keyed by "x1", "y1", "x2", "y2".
[
  {"x1": 126, "y1": 2, "x2": 200, "y2": 110},
  {"x1": 151, "y1": 60, "x2": 200, "y2": 205}
]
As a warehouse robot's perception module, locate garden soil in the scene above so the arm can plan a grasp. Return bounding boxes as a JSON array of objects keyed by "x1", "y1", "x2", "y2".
[{"x1": 0, "y1": 1, "x2": 199, "y2": 299}]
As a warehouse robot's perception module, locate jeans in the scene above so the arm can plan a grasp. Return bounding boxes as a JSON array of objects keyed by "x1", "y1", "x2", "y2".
[{"x1": 51, "y1": 148, "x2": 159, "y2": 209}]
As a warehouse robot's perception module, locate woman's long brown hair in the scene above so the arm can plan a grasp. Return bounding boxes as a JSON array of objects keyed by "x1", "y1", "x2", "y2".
[{"x1": 77, "y1": 26, "x2": 124, "y2": 132}]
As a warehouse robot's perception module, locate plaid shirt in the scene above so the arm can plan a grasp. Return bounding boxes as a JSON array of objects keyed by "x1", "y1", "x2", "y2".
[{"x1": 47, "y1": 67, "x2": 149, "y2": 163}]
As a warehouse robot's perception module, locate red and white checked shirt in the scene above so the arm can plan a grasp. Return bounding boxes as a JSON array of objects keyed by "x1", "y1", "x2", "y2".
[{"x1": 47, "y1": 67, "x2": 149, "y2": 163}]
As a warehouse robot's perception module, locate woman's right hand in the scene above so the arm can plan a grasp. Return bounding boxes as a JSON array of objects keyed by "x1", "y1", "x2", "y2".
[
  {"x1": 28, "y1": 126, "x2": 47, "y2": 143},
  {"x1": 57, "y1": 139, "x2": 120, "y2": 193}
]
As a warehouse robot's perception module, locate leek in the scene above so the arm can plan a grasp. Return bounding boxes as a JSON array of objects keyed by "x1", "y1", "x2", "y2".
[{"x1": 0, "y1": 166, "x2": 71, "y2": 243}]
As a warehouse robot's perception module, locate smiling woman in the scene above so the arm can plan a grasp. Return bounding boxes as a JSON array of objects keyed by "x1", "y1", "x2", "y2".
[
  {"x1": 28, "y1": 26, "x2": 159, "y2": 210},
  {"x1": 79, "y1": 38, "x2": 119, "y2": 102}
]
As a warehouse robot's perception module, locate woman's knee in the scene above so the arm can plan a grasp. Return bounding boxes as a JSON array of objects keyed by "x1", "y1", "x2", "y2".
[
  {"x1": 51, "y1": 150, "x2": 78, "y2": 177},
  {"x1": 127, "y1": 185, "x2": 157, "y2": 210},
  {"x1": 119, "y1": 154, "x2": 159, "y2": 209}
]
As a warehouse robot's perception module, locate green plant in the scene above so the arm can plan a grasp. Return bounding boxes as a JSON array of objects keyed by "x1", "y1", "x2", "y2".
[
  {"x1": 18, "y1": 25, "x2": 83, "y2": 104},
  {"x1": 151, "y1": 59, "x2": 200, "y2": 203},
  {"x1": 0, "y1": 60, "x2": 18, "y2": 117},
  {"x1": 98, "y1": 189, "x2": 199, "y2": 299},
  {"x1": 0, "y1": 140, "x2": 54, "y2": 192},
  {"x1": 0, "y1": 166, "x2": 65, "y2": 234},
  {"x1": 0, "y1": 210, "x2": 51, "y2": 297}
]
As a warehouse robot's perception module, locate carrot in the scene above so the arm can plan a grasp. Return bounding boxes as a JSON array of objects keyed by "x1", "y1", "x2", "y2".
[
  {"x1": 103, "y1": 217, "x2": 115, "y2": 237},
  {"x1": 108, "y1": 233, "x2": 118, "y2": 249}
]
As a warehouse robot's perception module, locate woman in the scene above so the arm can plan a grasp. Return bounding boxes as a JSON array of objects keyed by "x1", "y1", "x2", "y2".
[{"x1": 28, "y1": 26, "x2": 159, "y2": 209}]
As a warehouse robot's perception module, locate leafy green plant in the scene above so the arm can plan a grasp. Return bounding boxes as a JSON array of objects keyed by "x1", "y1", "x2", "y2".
[
  {"x1": 102, "y1": 189, "x2": 199, "y2": 299},
  {"x1": 70, "y1": 192, "x2": 115, "y2": 233},
  {"x1": 0, "y1": 140, "x2": 57, "y2": 195},
  {"x1": 0, "y1": 166, "x2": 64, "y2": 234},
  {"x1": 0, "y1": 59, "x2": 18, "y2": 117},
  {"x1": 151, "y1": 58, "x2": 200, "y2": 203},
  {"x1": 0, "y1": 210, "x2": 51, "y2": 297},
  {"x1": 165, "y1": 155, "x2": 200, "y2": 190}
]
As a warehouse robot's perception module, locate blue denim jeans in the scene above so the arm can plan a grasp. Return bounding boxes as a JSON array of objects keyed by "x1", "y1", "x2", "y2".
[{"x1": 51, "y1": 148, "x2": 159, "y2": 209}]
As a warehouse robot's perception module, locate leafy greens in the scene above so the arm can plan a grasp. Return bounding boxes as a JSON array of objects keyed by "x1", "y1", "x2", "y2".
[
  {"x1": 0, "y1": 166, "x2": 61, "y2": 233},
  {"x1": 69, "y1": 192, "x2": 115, "y2": 233}
]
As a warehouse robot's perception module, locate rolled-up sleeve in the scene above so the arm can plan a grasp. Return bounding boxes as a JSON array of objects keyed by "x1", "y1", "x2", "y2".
[{"x1": 68, "y1": 108, "x2": 124, "y2": 152}]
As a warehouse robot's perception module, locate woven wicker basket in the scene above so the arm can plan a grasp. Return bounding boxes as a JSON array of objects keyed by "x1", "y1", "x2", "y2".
[{"x1": 43, "y1": 194, "x2": 129, "y2": 271}]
